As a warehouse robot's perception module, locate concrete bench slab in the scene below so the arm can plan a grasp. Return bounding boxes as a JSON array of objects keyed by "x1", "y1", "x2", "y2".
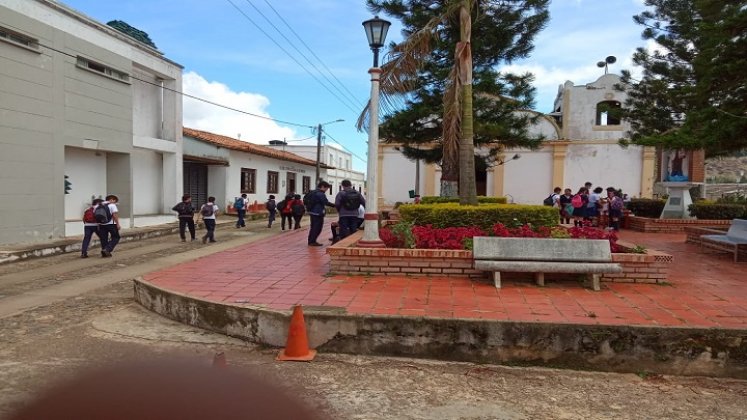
[{"x1": 698, "y1": 219, "x2": 747, "y2": 263}]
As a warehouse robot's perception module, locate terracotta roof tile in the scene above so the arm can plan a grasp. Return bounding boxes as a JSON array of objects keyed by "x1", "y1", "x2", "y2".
[{"x1": 183, "y1": 127, "x2": 334, "y2": 169}]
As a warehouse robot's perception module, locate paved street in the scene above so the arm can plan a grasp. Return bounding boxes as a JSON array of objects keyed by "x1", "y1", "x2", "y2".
[{"x1": 1, "y1": 221, "x2": 747, "y2": 419}]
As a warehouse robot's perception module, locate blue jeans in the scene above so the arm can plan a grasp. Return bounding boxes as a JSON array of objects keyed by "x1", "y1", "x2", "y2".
[
  {"x1": 99, "y1": 224, "x2": 120, "y2": 252},
  {"x1": 81, "y1": 225, "x2": 102, "y2": 256},
  {"x1": 338, "y1": 216, "x2": 359, "y2": 239},
  {"x1": 308, "y1": 215, "x2": 324, "y2": 244},
  {"x1": 236, "y1": 209, "x2": 246, "y2": 227},
  {"x1": 203, "y1": 219, "x2": 216, "y2": 241}
]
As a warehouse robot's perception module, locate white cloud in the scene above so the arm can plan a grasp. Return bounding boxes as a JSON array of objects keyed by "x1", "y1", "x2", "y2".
[{"x1": 182, "y1": 71, "x2": 299, "y2": 144}]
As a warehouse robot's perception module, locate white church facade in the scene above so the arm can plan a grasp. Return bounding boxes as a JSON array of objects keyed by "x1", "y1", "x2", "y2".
[{"x1": 377, "y1": 74, "x2": 656, "y2": 207}]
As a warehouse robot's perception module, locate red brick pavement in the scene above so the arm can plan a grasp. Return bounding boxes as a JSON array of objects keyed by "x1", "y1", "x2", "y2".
[{"x1": 141, "y1": 224, "x2": 747, "y2": 329}]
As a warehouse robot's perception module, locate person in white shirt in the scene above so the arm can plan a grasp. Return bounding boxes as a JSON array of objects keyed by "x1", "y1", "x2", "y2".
[
  {"x1": 200, "y1": 196, "x2": 220, "y2": 244},
  {"x1": 98, "y1": 195, "x2": 120, "y2": 257}
]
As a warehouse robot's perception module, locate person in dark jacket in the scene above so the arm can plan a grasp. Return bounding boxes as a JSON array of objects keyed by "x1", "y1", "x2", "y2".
[
  {"x1": 290, "y1": 194, "x2": 306, "y2": 229},
  {"x1": 265, "y1": 195, "x2": 277, "y2": 228},
  {"x1": 334, "y1": 179, "x2": 366, "y2": 240},
  {"x1": 172, "y1": 194, "x2": 196, "y2": 242},
  {"x1": 279, "y1": 194, "x2": 293, "y2": 231},
  {"x1": 306, "y1": 181, "x2": 334, "y2": 246}
]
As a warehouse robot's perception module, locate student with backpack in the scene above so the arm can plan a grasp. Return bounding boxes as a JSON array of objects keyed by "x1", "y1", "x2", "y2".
[
  {"x1": 607, "y1": 187, "x2": 624, "y2": 231},
  {"x1": 571, "y1": 187, "x2": 588, "y2": 227},
  {"x1": 278, "y1": 194, "x2": 294, "y2": 231},
  {"x1": 80, "y1": 198, "x2": 104, "y2": 258},
  {"x1": 543, "y1": 187, "x2": 561, "y2": 207},
  {"x1": 559, "y1": 188, "x2": 573, "y2": 224},
  {"x1": 265, "y1": 195, "x2": 277, "y2": 228},
  {"x1": 199, "y1": 196, "x2": 219, "y2": 244},
  {"x1": 334, "y1": 180, "x2": 366, "y2": 240},
  {"x1": 172, "y1": 194, "x2": 196, "y2": 242},
  {"x1": 97, "y1": 194, "x2": 120, "y2": 258},
  {"x1": 305, "y1": 181, "x2": 334, "y2": 246},
  {"x1": 234, "y1": 194, "x2": 247, "y2": 228},
  {"x1": 290, "y1": 194, "x2": 306, "y2": 229}
]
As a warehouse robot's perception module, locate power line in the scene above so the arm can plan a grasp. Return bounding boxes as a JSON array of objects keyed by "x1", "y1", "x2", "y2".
[
  {"x1": 37, "y1": 41, "x2": 315, "y2": 129},
  {"x1": 261, "y1": 0, "x2": 365, "y2": 108},
  {"x1": 225, "y1": 0, "x2": 361, "y2": 116},
  {"x1": 242, "y1": 0, "x2": 363, "y2": 111},
  {"x1": 321, "y1": 129, "x2": 367, "y2": 164}
]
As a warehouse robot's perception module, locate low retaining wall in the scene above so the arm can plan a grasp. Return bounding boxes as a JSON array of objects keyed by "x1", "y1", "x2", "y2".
[
  {"x1": 628, "y1": 216, "x2": 731, "y2": 233},
  {"x1": 134, "y1": 279, "x2": 747, "y2": 379},
  {"x1": 327, "y1": 233, "x2": 672, "y2": 284}
]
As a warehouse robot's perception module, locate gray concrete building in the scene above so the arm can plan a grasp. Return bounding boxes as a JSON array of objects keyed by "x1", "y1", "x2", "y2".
[{"x1": 0, "y1": 0, "x2": 183, "y2": 245}]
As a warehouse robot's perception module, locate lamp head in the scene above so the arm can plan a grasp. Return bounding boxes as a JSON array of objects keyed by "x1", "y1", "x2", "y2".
[{"x1": 362, "y1": 16, "x2": 391, "y2": 50}]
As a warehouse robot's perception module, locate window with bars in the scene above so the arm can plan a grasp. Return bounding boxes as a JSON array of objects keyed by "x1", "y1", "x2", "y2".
[
  {"x1": 241, "y1": 168, "x2": 256, "y2": 194},
  {"x1": 0, "y1": 26, "x2": 39, "y2": 51},
  {"x1": 76, "y1": 56, "x2": 130, "y2": 83},
  {"x1": 267, "y1": 171, "x2": 279, "y2": 193},
  {"x1": 302, "y1": 176, "x2": 311, "y2": 193}
]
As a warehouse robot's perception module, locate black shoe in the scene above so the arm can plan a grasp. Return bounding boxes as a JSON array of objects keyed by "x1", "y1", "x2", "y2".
[
  {"x1": 101, "y1": 250, "x2": 112, "y2": 258},
  {"x1": 81, "y1": 254, "x2": 88, "y2": 258},
  {"x1": 181, "y1": 238, "x2": 186, "y2": 242},
  {"x1": 308, "y1": 242, "x2": 323, "y2": 247},
  {"x1": 209, "y1": 240, "x2": 217, "y2": 243}
]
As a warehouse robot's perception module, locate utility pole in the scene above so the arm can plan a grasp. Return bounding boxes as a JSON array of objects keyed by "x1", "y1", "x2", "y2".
[{"x1": 315, "y1": 123, "x2": 322, "y2": 185}]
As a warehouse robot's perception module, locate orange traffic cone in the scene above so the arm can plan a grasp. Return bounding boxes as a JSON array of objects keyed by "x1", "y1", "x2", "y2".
[
  {"x1": 276, "y1": 305, "x2": 316, "y2": 362},
  {"x1": 213, "y1": 351, "x2": 226, "y2": 368}
]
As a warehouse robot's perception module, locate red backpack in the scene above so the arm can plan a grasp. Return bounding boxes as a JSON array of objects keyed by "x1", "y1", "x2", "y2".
[
  {"x1": 82, "y1": 207, "x2": 97, "y2": 223},
  {"x1": 571, "y1": 194, "x2": 584, "y2": 208},
  {"x1": 282, "y1": 200, "x2": 293, "y2": 215}
]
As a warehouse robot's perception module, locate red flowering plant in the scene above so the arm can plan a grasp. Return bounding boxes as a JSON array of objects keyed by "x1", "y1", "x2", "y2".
[
  {"x1": 412, "y1": 225, "x2": 487, "y2": 250},
  {"x1": 567, "y1": 226, "x2": 620, "y2": 252}
]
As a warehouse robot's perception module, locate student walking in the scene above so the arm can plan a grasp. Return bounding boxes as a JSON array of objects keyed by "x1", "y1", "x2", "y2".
[
  {"x1": 80, "y1": 198, "x2": 104, "y2": 258},
  {"x1": 335, "y1": 180, "x2": 366, "y2": 240},
  {"x1": 279, "y1": 194, "x2": 294, "y2": 230},
  {"x1": 607, "y1": 188, "x2": 624, "y2": 231},
  {"x1": 234, "y1": 194, "x2": 247, "y2": 228},
  {"x1": 200, "y1": 196, "x2": 219, "y2": 244},
  {"x1": 290, "y1": 194, "x2": 306, "y2": 229},
  {"x1": 266, "y1": 195, "x2": 277, "y2": 228},
  {"x1": 97, "y1": 195, "x2": 120, "y2": 257},
  {"x1": 172, "y1": 194, "x2": 196, "y2": 242},
  {"x1": 306, "y1": 181, "x2": 334, "y2": 246}
]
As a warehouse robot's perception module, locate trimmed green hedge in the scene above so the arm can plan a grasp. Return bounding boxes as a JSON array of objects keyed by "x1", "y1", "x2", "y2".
[
  {"x1": 419, "y1": 196, "x2": 508, "y2": 204},
  {"x1": 398, "y1": 203, "x2": 558, "y2": 229},
  {"x1": 628, "y1": 198, "x2": 666, "y2": 218},
  {"x1": 688, "y1": 202, "x2": 747, "y2": 220}
]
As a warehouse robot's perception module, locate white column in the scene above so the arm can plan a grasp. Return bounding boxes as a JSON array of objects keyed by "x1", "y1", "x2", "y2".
[{"x1": 359, "y1": 67, "x2": 385, "y2": 247}]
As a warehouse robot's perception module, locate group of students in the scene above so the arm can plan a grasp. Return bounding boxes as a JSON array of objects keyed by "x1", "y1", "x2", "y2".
[
  {"x1": 172, "y1": 194, "x2": 220, "y2": 244},
  {"x1": 80, "y1": 195, "x2": 121, "y2": 258},
  {"x1": 546, "y1": 181, "x2": 627, "y2": 231}
]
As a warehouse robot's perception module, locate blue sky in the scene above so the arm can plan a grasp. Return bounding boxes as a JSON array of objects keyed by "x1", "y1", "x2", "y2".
[{"x1": 61, "y1": 0, "x2": 648, "y2": 172}]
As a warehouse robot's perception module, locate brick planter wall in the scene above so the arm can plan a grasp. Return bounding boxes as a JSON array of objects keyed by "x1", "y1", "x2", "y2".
[
  {"x1": 328, "y1": 233, "x2": 672, "y2": 284},
  {"x1": 627, "y1": 216, "x2": 731, "y2": 233}
]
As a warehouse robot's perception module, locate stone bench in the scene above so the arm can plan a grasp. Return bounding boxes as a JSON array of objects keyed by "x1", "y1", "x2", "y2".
[
  {"x1": 697, "y1": 219, "x2": 747, "y2": 263},
  {"x1": 473, "y1": 237, "x2": 622, "y2": 291}
]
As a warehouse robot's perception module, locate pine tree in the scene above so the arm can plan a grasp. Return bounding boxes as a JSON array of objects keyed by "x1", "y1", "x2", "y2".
[
  {"x1": 365, "y1": 0, "x2": 549, "y2": 202},
  {"x1": 620, "y1": 0, "x2": 747, "y2": 156}
]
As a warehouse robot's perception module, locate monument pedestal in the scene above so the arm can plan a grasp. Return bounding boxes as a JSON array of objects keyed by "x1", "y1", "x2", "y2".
[{"x1": 659, "y1": 182, "x2": 700, "y2": 219}]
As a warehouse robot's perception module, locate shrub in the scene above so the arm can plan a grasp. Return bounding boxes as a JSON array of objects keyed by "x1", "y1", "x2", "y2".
[
  {"x1": 398, "y1": 203, "x2": 557, "y2": 230},
  {"x1": 412, "y1": 225, "x2": 486, "y2": 250},
  {"x1": 688, "y1": 202, "x2": 747, "y2": 219},
  {"x1": 419, "y1": 196, "x2": 508, "y2": 204},
  {"x1": 628, "y1": 198, "x2": 666, "y2": 218}
]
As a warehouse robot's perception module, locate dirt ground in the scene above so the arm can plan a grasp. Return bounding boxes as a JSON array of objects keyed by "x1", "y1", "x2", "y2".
[{"x1": 1, "y1": 222, "x2": 746, "y2": 419}]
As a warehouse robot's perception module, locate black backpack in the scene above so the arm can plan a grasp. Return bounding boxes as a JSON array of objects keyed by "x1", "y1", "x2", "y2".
[
  {"x1": 200, "y1": 204, "x2": 214, "y2": 217},
  {"x1": 266, "y1": 199, "x2": 276, "y2": 212},
  {"x1": 302, "y1": 191, "x2": 315, "y2": 210},
  {"x1": 543, "y1": 194, "x2": 556, "y2": 206},
  {"x1": 341, "y1": 190, "x2": 362, "y2": 210},
  {"x1": 291, "y1": 200, "x2": 306, "y2": 217},
  {"x1": 94, "y1": 203, "x2": 112, "y2": 224}
]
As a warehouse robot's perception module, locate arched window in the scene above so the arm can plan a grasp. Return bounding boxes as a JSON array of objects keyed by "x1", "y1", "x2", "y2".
[{"x1": 595, "y1": 101, "x2": 621, "y2": 126}]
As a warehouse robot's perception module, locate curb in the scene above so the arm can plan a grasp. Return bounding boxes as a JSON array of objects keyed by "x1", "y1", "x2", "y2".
[{"x1": 134, "y1": 278, "x2": 747, "y2": 379}]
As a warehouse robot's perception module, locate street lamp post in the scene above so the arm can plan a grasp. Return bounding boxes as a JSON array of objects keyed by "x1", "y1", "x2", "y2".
[
  {"x1": 359, "y1": 16, "x2": 391, "y2": 248},
  {"x1": 314, "y1": 119, "x2": 344, "y2": 185}
]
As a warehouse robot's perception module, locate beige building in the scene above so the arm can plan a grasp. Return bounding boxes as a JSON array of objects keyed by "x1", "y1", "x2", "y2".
[
  {"x1": 0, "y1": 0, "x2": 183, "y2": 244},
  {"x1": 378, "y1": 73, "x2": 656, "y2": 207}
]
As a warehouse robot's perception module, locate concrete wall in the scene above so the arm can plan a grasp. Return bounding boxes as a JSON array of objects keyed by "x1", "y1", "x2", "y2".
[
  {"x1": 503, "y1": 149, "x2": 554, "y2": 204},
  {"x1": 0, "y1": 0, "x2": 182, "y2": 245},
  {"x1": 565, "y1": 143, "x2": 644, "y2": 196},
  {"x1": 132, "y1": 149, "x2": 163, "y2": 215}
]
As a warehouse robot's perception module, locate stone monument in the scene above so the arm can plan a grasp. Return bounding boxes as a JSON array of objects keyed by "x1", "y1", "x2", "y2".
[{"x1": 658, "y1": 149, "x2": 704, "y2": 219}]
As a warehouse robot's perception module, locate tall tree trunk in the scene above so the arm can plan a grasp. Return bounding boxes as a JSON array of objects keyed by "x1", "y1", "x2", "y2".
[
  {"x1": 457, "y1": 1, "x2": 477, "y2": 205},
  {"x1": 440, "y1": 161, "x2": 459, "y2": 197}
]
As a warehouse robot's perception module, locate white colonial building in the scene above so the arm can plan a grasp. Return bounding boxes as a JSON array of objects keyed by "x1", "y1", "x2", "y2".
[
  {"x1": 183, "y1": 128, "x2": 334, "y2": 210},
  {"x1": 0, "y1": 0, "x2": 183, "y2": 244},
  {"x1": 378, "y1": 73, "x2": 656, "y2": 207},
  {"x1": 266, "y1": 144, "x2": 365, "y2": 197}
]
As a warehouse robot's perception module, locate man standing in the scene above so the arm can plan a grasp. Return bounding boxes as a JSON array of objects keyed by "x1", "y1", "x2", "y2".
[
  {"x1": 234, "y1": 193, "x2": 248, "y2": 228},
  {"x1": 97, "y1": 194, "x2": 120, "y2": 258},
  {"x1": 306, "y1": 181, "x2": 334, "y2": 246},
  {"x1": 334, "y1": 180, "x2": 366, "y2": 240}
]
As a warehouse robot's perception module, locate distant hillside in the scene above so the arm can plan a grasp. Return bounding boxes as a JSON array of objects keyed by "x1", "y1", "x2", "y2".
[{"x1": 705, "y1": 156, "x2": 747, "y2": 183}]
